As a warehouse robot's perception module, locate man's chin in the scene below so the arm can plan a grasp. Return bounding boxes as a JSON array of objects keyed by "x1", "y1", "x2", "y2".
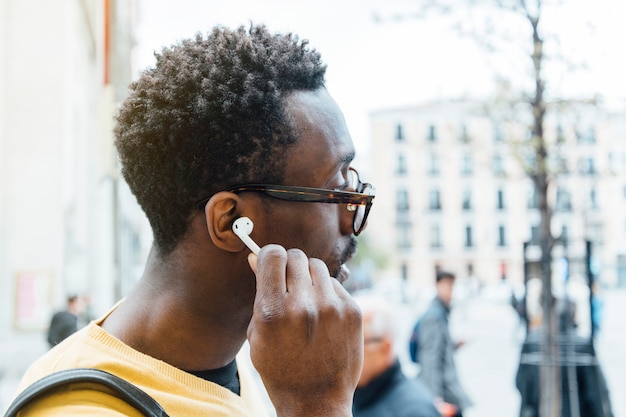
[{"x1": 333, "y1": 237, "x2": 357, "y2": 283}]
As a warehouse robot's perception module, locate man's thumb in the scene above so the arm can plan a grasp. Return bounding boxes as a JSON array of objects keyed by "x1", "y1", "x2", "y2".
[{"x1": 247, "y1": 252, "x2": 258, "y2": 274}]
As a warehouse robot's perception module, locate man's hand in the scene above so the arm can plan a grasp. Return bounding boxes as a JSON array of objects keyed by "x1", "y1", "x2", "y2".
[
  {"x1": 246, "y1": 245, "x2": 363, "y2": 417},
  {"x1": 434, "y1": 397, "x2": 458, "y2": 417}
]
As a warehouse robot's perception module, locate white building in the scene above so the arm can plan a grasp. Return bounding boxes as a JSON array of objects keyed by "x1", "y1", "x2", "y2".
[
  {"x1": 0, "y1": 0, "x2": 146, "y2": 367},
  {"x1": 365, "y1": 99, "x2": 626, "y2": 292}
]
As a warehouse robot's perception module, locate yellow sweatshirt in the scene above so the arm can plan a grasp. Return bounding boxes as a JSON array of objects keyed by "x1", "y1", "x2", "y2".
[{"x1": 14, "y1": 312, "x2": 271, "y2": 416}]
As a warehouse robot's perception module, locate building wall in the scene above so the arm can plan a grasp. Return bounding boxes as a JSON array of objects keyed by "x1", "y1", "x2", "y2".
[
  {"x1": 0, "y1": 0, "x2": 142, "y2": 363},
  {"x1": 1, "y1": 1, "x2": 75, "y2": 344},
  {"x1": 366, "y1": 100, "x2": 626, "y2": 293}
]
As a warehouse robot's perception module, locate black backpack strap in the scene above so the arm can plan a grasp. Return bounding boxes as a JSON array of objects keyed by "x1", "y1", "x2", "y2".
[{"x1": 4, "y1": 368, "x2": 169, "y2": 417}]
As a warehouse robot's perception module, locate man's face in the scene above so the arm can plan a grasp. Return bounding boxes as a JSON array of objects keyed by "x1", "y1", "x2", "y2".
[
  {"x1": 437, "y1": 277, "x2": 455, "y2": 307},
  {"x1": 252, "y1": 88, "x2": 359, "y2": 282},
  {"x1": 358, "y1": 313, "x2": 389, "y2": 387}
]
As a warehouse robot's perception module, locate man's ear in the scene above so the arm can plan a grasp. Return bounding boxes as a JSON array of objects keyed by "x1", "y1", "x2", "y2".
[{"x1": 203, "y1": 191, "x2": 247, "y2": 253}]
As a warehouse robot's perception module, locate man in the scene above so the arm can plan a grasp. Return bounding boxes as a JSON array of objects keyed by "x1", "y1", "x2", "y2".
[
  {"x1": 417, "y1": 271, "x2": 472, "y2": 417},
  {"x1": 46, "y1": 294, "x2": 84, "y2": 348},
  {"x1": 15, "y1": 25, "x2": 374, "y2": 416},
  {"x1": 353, "y1": 296, "x2": 440, "y2": 417}
]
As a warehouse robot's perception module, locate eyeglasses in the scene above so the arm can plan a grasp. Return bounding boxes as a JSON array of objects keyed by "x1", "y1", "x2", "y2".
[{"x1": 197, "y1": 168, "x2": 375, "y2": 236}]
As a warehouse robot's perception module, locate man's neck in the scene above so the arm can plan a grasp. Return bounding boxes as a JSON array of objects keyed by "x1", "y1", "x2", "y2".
[{"x1": 100, "y1": 245, "x2": 253, "y2": 371}]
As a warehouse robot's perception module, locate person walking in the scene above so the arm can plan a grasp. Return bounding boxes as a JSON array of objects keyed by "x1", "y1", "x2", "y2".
[
  {"x1": 353, "y1": 295, "x2": 440, "y2": 417},
  {"x1": 46, "y1": 294, "x2": 84, "y2": 348},
  {"x1": 417, "y1": 271, "x2": 472, "y2": 417}
]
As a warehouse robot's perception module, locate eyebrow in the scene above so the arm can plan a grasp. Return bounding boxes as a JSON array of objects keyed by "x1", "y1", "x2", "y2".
[
  {"x1": 338, "y1": 152, "x2": 355, "y2": 165},
  {"x1": 316, "y1": 152, "x2": 355, "y2": 190}
]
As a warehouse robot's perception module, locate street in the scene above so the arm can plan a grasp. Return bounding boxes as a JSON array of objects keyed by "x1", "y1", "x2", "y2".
[
  {"x1": 397, "y1": 284, "x2": 626, "y2": 417},
  {"x1": 2, "y1": 286, "x2": 625, "y2": 416}
]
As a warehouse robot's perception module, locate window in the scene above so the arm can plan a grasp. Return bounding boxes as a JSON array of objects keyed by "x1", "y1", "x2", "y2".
[
  {"x1": 527, "y1": 186, "x2": 538, "y2": 209},
  {"x1": 462, "y1": 188, "x2": 472, "y2": 211},
  {"x1": 530, "y1": 225, "x2": 539, "y2": 245},
  {"x1": 576, "y1": 126, "x2": 596, "y2": 144},
  {"x1": 618, "y1": 255, "x2": 626, "y2": 287},
  {"x1": 587, "y1": 223, "x2": 603, "y2": 244},
  {"x1": 461, "y1": 153, "x2": 473, "y2": 176},
  {"x1": 429, "y1": 189, "x2": 442, "y2": 211},
  {"x1": 555, "y1": 187, "x2": 572, "y2": 211},
  {"x1": 430, "y1": 224, "x2": 442, "y2": 249},
  {"x1": 560, "y1": 225, "x2": 569, "y2": 245},
  {"x1": 578, "y1": 157, "x2": 597, "y2": 175},
  {"x1": 428, "y1": 124, "x2": 437, "y2": 142},
  {"x1": 608, "y1": 152, "x2": 618, "y2": 174},
  {"x1": 589, "y1": 187, "x2": 599, "y2": 210},
  {"x1": 556, "y1": 156, "x2": 569, "y2": 174},
  {"x1": 396, "y1": 153, "x2": 407, "y2": 175},
  {"x1": 496, "y1": 188, "x2": 505, "y2": 210},
  {"x1": 396, "y1": 189, "x2": 410, "y2": 212},
  {"x1": 395, "y1": 123, "x2": 404, "y2": 141},
  {"x1": 397, "y1": 227, "x2": 411, "y2": 249},
  {"x1": 556, "y1": 124, "x2": 565, "y2": 143},
  {"x1": 492, "y1": 154, "x2": 505, "y2": 176},
  {"x1": 493, "y1": 122, "x2": 504, "y2": 142},
  {"x1": 497, "y1": 225, "x2": 507, "y2": 247},
  {"x1": 459, "y1": 124, "x2": 469, "y2": 143},
  {"x1": 464, "y1": 225, "x2": 474, "y2": 248},
  {"x1": 428, "y1": 152, "x2": 440, "y2": 176},
  {"x1": 524, "y1": 152, "x2": 538, "y2": 172}
]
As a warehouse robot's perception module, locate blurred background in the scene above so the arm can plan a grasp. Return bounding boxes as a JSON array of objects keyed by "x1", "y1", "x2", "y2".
[{"x1": 1, "y1": 0, "x2": 625, "y2": 416}]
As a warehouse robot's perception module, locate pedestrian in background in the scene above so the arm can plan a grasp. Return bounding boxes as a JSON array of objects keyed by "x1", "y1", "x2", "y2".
[
  {"x1": 353, "y1": 295, "x2": 440, "y2": 417},
  {"x1": 416, "y1": 271, "x2": 472, "y2": 417},
  {"x1": 46, "y1": 294, "x2": 84, "y2": 348}
]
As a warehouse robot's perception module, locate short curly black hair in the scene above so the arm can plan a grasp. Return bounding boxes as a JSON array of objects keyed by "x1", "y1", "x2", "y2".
[{"x1": 114, "y1": 24, "x2": 327, "y2": 256}]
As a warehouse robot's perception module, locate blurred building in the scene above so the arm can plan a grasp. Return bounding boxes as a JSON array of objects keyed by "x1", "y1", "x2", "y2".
[
  {"x1": 366, "y1": 99, "x2": 626, "y2": 291},
  {"x1": 0, "y1": 0, "x2": 148, "y2": 363}
]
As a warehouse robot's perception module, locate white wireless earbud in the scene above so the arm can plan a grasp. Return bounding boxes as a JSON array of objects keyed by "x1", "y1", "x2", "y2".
[{"x1": 232, "y1": 217, "x2": 261, "y2": 255}]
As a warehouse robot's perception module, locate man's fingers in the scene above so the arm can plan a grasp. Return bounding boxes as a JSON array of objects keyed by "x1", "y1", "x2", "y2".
[
  {"x1": 254, "y1": 245, "x2": 288, "y2": 296},
  {"x1": 308, "y1": 258, "x2": 335, "y2": 295},
  {"x1": 285, "y1": 249, "x2": 312, "y2": 293},
  {"x1": 247, "y1": 253, "x2": 258, "y2": 273},
  {"x1": 249, "y1": 245, "x2": 289, "y2": 345}
]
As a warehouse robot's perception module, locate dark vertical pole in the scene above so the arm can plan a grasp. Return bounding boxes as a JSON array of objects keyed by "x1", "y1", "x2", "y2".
[
  {"x1": 401, "y1": 262, "x2": 408, "y2": 304},
  {"x1": 523, "y1": 241, "x2": 530, "y2": 332},
  {"x1": 586, "y1": 240, "x2": 594, "y2": 343},
  {"x1": 538, "y1": 225, "x2": 559, "y2": 417}
]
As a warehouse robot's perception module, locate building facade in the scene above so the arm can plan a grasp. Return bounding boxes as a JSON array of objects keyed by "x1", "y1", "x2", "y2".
[
  {"x1": 0, "y1": 0, "x2": 146, "y2": 368},
  {"x1": 366, "y1": 100, "x2": 626, "y2": 293}
]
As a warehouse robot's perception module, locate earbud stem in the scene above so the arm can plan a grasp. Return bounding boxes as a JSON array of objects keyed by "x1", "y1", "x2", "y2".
[{"x1": 240, "y1": 234, "x2": 261, "y2": 255}]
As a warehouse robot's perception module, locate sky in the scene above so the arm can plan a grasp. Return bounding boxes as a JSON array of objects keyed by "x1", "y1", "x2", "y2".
[{"x1": 134, "y1": 0, "x2": 626, "y2": 158}]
